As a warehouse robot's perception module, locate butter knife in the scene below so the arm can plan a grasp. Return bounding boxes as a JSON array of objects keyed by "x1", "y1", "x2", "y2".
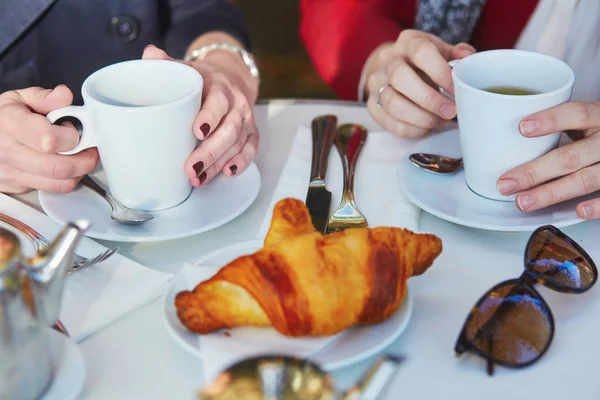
[{"x1": 306, "y1": 115, "x2": 337, "y2": 233}]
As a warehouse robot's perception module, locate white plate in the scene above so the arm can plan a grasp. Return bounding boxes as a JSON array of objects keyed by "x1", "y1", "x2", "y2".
[
  {"x1": 164, "y1": 240, "x2": 412, "y2": 371},
  {"x1": 39, "y1": 162, "x2": 261, "y2": 242},
  {"x1": 41, "y1": 329, "x2": 86, "y2": 400},
  {"x1": 398, "y1": 128, "x2": 589, "y2": 232}
]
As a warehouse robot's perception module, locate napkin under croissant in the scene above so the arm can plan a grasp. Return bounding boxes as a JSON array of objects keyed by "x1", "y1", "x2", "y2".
[{"x1": 175, "y1": 198, "x2": 442, "y2": 337}]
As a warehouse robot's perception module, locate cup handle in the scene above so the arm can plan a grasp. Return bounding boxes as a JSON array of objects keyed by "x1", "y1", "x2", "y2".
[
  {"x1": 439, "y1": 59, "x2": 461, "y2": 101},
  {"x1": 46, "y1": 106, "x2": 95, "y2": 155}
]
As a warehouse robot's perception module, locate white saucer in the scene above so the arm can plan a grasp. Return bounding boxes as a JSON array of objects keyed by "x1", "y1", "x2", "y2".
[
  {"x1": 41, "y1": 329, "x2": 86, "y2": 400},
  {"x1": 398, "y1": 128, "x2": 589, "y2": 232},
  {"x1": 39, "y1": 162, "x2": 261, "y2": 242},
  {"x1": 164, "y1": 240, "x2": 412, "y2": 371}
]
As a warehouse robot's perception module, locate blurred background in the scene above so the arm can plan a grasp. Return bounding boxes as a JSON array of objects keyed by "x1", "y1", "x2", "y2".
[{"x1": 231, "y1": 0, "x2": 336, "y2": 100}]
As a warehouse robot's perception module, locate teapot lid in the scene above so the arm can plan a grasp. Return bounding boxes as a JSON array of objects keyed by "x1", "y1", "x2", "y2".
[{"x1": 0, "y1": 229, "x2": 21, "y2": 273}]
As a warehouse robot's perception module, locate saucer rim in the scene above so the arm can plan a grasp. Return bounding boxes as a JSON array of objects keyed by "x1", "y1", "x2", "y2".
[{"x1": 38, "y1": 162, "x2": 261, "y2": 242}]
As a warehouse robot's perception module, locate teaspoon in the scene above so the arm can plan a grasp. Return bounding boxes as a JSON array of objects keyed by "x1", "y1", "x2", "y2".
[
  {"x1": 80, "y1": 175, "x2": 154, "y2": 225},
  {"x1": 409, "y1": 153, "x2": 463, "y2": 174}
]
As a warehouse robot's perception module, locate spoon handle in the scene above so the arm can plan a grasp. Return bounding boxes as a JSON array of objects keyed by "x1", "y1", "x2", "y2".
[
  {"x1": 80, "y1": 175, "x2": 120, "y2": 212},
  {"x1": 343, "y1": 354, "x2": 404, "y2": 400},
  {"x1": 334, "y1": 124, "x2": 367, "y2": 201}
]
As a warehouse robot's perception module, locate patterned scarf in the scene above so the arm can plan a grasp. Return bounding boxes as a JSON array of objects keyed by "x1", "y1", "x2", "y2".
[{"x1": 416, "y1": 0, "x2": 488, "y2": 45}]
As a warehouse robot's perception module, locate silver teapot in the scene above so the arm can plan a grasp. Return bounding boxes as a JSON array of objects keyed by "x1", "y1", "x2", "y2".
[{"x1": 0, "y1": 220, "x2": 89, "y2": 400}]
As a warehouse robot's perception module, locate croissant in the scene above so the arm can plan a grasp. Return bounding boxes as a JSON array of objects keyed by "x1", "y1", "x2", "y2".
[{"x1": 175, "y1": 198, "x2": 442, "y2": 337}]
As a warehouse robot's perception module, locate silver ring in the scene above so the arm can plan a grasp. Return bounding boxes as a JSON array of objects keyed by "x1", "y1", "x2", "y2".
[{"x1": 376, "y1": 84, "x2": 391, "y2": 108}]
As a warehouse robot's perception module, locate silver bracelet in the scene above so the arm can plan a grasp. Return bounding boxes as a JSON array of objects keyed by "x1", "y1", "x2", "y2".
[{"x1": 184, "y1": 43, "x2": 260, "y2": 82}]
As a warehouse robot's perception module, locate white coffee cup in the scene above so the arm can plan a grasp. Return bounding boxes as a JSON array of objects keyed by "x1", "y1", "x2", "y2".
[
  {"x1": 47, "y1": 59, "x2": 203, "y2": 211},
  {"x1": 452, "y1": 49, "x2": 574, "y2": 201}
]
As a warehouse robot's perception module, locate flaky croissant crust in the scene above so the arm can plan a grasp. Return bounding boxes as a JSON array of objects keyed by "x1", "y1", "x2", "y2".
[{"x1": 175, "y1": 198, "x2": 442, "y2": 336}]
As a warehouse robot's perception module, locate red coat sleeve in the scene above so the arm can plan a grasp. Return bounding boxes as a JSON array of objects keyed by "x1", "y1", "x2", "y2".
[{"x1": 299, "y1": 0, "x2": 410, "y2": 100}]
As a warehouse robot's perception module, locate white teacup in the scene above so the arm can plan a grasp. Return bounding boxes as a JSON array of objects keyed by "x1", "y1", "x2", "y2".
[
  {"x1": 47, "y1": 59, "x2": 203, "y2": 211},
  {"x1": 452, "y1": 49, "x2": 574, "y2": 201}
]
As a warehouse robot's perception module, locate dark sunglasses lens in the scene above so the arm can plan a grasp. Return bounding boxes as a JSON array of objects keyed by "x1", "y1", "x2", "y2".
[
  {"x1": 465, "y1": 282, "x2": 552, "y2": 366},
  {"x1": 527, "y1": 228, "x2": 596, "y2": 290}
]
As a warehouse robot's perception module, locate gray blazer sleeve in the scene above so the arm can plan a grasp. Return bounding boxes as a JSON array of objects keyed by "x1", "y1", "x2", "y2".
[{"x1": 165, "y1": 0, "x2": 250, "y2": 59}]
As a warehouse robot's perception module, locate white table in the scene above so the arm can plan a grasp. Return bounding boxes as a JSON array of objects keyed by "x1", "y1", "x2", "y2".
[{"x1": 18, "y1": 101, "x2": 600, "y2": 399}]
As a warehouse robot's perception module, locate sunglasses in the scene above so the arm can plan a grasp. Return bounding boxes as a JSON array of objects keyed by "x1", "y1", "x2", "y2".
[{"x1": 455, "y1": 225, "x2": 597, "y2": 376}]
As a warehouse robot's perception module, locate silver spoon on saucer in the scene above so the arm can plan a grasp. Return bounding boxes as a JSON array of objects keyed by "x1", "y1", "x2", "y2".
[
  {"x1": 409, "y1": 153, "x2": 463, "y2": 174},
  {"x1": 80, "y1": 175, "x2": 154, "y2": 225}
]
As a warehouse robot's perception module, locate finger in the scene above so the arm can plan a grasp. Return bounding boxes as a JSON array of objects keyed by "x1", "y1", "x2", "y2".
[
  {"x1": 186, "y1": 131, "x2": 246, "y2": 186},
  {"x1": 184, "y1": 110, "x2": 245, "y2": 181},
  {"x1": 0, "y1": 163, "x2": 80, "y2": 193},
  {"x1": 519, "y1": 101, "x2": 600, "y2": 137},
  {"x1": 449, "y1": 42, "x2": 476, "y2": 60},
  {"x1": 12, "y1": 85, "x2": 74, "y2": 115},
  {"x1": 6, "y1": 144, "x2": 99, "y2": 179},
  {"x1": 366, "y1": 95, "x2": 429, "y2": 138},
  {"x1": 514, "y1": 163, "x2": 600, "y2": 212},
  {"x1": 577, "y1": 197, "x2": 600, "y2": 219},
  {"x1": 497, "y1": 136, "x2": 600, "y2": 195},
  {"x1": 193, "y1": 79, "x2": 232, "y2": 139},
  {"x1": 8, "y1": 112, "x2": 80, "y2": 153},
  {"x1": 142, "y1": 45, "x2": 174, "y2": 61},
  {"x1": 405, "y1": 37, "x2": 455, "y2": 94},
  {"x1": 385, "y1": 60, "x2": 456, "y2": 120},
  {"x1": 222, "y1": 129, "x2": 259, "y2": 177},
  {"x1": 368, "y1": 70, "x2": 442, "y2": 129}
]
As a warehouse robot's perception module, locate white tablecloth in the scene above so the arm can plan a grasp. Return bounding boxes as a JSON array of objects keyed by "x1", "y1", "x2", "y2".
[{"x1": 17, "y1": 101, "x2": 600, "y2": 400}]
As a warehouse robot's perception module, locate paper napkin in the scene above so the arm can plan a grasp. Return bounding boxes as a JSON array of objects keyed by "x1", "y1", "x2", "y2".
[
  {"x1": 174, "y1": 263, "x2": 344, "y2": 383},
  {"x1": 0, "y1": 194, "x2": 173, "y2": 342},
  {"x1": 258, "y1": 126, "x2": 422, "y2": 237}
]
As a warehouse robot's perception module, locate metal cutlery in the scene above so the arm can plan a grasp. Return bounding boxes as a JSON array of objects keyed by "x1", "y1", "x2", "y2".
[
  {"x1": 80, "y1": 175, "x2": 154, "y2": 225},
  {"x1": 305, "y1": 115, "x2": 338, "y2": 233},
  {"x1": 0, "y1": 212, "x2": 118, "y2": 273},
  {"x1": 325, "y1": 123, "x2": 368, "y2": 234},
  {"x1": 409, "y1": 153, "x2": 463, "y2": 174}
]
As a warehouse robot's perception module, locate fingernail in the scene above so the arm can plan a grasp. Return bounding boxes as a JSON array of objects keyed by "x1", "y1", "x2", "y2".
[
  {"x1": 200, "y1": 123, "x2": 210, "y2": 137},
  {"x1": 517, "y1": 194, "x2": 535, "y2": 211},
  {"x1": 229, "y1": 165, "x2": 238, "y2": 175},
  {"x1": 199, "y1": 171, "x2": 207, "y2": 184},
  {"x1": 582, "y1": 205, "x2": 594, "y2": 218},
  {"x1": 143, "y1": 44, "x2": 155, "y2": 52},
  {"x1": 193, "y1": 161, "x2": 204, "y2": 177},
  {"x1": 520, "y1": 120, "x2": 538, "y2": 136},
  {"x1": 497, "y1": 178, "x2": 517, "y2": 195},
  {"x1": 441, "y1": 104, "x2": 456, "y2": 119}
]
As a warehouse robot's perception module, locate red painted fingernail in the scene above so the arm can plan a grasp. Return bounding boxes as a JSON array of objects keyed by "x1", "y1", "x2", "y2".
[
  {"x1": 200, "y1": 123, "x2": 210, "y2": 137},
  {"x1": 199, "y1": 171, "x2": 207, "y2": 184},
  {"x1": 229, "y1": 165, "x2": 238, "y2": 175},
  {"x1": 193, "y1": 161, "x2": 204, "y2": 177}
]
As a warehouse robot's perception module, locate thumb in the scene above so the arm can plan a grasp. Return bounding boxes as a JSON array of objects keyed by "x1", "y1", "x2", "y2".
[
  {"x1": 15, "y1": 85, "x2": 73, "y2": 115},
  {"x1": 142, "y1": 44, "x2": 173, "y2": 61},
  {"x1": 449, "y1": 42, "x2": 476, "y2": 60}
]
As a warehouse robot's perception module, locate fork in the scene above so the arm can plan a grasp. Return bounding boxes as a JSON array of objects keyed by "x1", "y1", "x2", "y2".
[
  {"x1": 0, "y1": 212, "x2": 118, "y2": 273},
  {"x1": 325, "y1": 123, "x2": 368, "y2": 234}
]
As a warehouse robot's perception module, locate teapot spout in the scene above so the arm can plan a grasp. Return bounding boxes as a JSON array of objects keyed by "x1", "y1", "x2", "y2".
[{"x1": 26, "y1": 220, "x2": 90, "y2": 326}]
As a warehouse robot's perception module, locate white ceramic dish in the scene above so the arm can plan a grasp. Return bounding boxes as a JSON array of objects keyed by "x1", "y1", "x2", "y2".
[
  {"x1": 39, "y1": 162, "x2": 261, "y2": 242},
  {"x1": 398, "y1": 128, "x2": 589, "y2": 232},
  {"x1": 164, "y1": 240, "x2": 412, "y2": 371}
]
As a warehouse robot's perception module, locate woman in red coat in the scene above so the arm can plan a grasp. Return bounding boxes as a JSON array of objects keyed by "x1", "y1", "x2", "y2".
[{"x1": 300, "y1": 0, "x2": 600, "y2": 219}]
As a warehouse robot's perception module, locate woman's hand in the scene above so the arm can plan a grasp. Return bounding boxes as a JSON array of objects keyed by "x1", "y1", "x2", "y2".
[
  {"x1": 497, "y1": 101, "x2": 600, "y2": 219},
  {"x1": 365, "y1": 29, "x2": 475, "y2": 138},
  {"x1": 0, "y1": 85, "x2": 98, "y2": 193},
  {"x1": 143, "y1": 43, "x2": 259, "y2": 187}
]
